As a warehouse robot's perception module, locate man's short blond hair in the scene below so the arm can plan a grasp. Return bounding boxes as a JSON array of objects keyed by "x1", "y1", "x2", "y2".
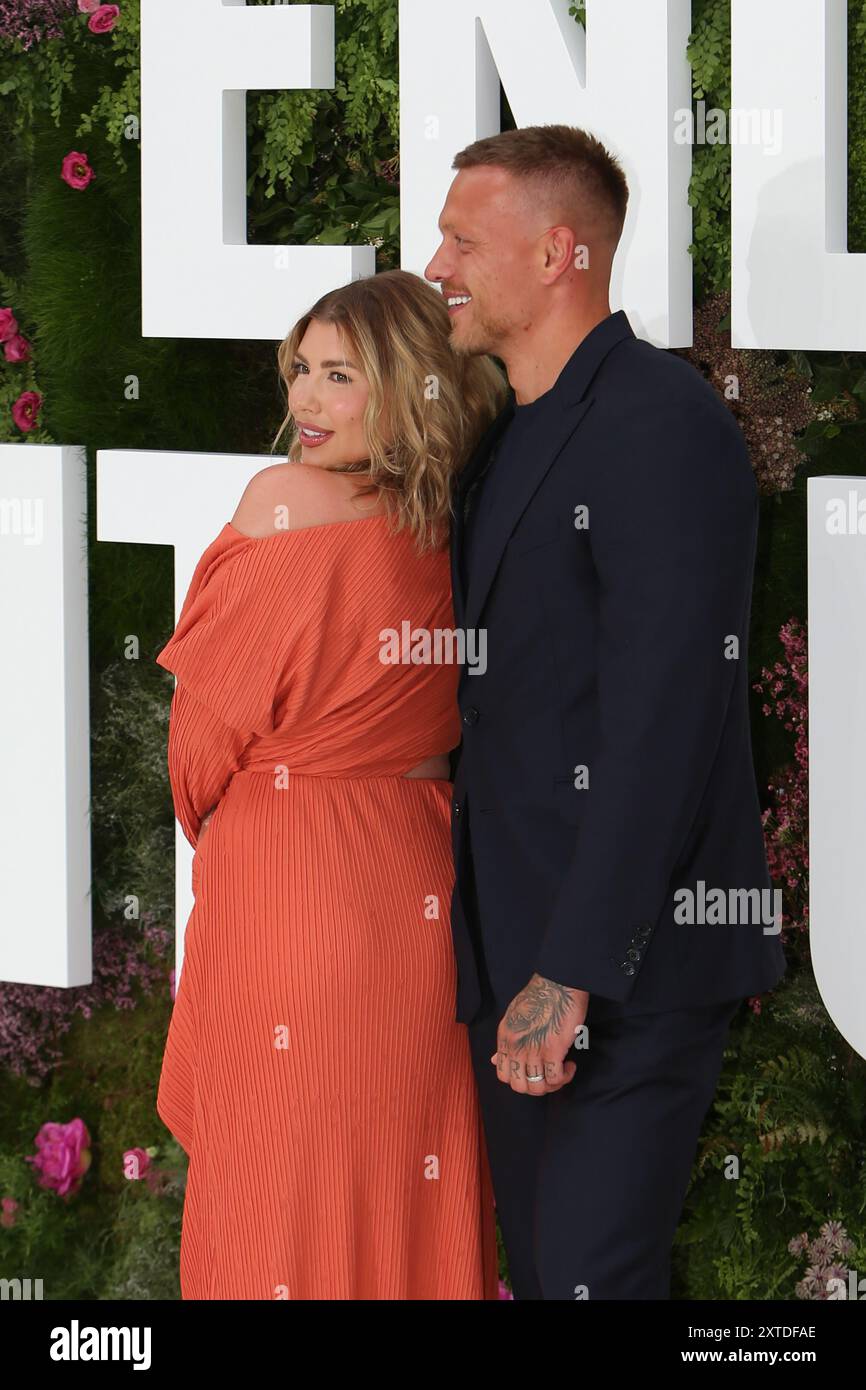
[{"x1": 453, "y1": 124, "x2": 629, "y2": 249}]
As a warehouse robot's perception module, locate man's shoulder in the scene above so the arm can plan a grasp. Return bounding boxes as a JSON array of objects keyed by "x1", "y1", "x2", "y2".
[
  {"x1": 579, "y1": 335, "x2": 756, "y2": 502},
  {"x1": 591, "y1": 335, "x2": 742, "y2": 451},
  {"x1": 601, "y1": 333, "x2": 722, "y2": 407}
]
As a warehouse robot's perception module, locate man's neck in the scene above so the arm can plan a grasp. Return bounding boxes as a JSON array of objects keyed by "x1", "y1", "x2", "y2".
[{"x1": 502, "y1": 302, "x2": 613, "y2": 406}]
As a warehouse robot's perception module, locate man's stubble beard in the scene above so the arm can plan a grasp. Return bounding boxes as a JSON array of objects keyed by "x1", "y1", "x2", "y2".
[{"x1": 449, "y1": 302, "x2": 515, "y2": 359}]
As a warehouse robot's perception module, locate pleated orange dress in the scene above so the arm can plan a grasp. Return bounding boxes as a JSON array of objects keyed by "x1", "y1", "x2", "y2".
[{"x1": 154, "y1": 513, "x2": 498, "y2": 1300}]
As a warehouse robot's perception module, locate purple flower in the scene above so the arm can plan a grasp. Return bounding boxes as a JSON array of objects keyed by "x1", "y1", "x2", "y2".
[
  {"x1": 26, "y1": 1118, "x2": 92, "y2": 1199},
  {"x1": 0, "y1": 918, "x2": 173, "y2": 1084},
  {"x1": 0, "y1": 0, "x2": 78, "y2": 49}
]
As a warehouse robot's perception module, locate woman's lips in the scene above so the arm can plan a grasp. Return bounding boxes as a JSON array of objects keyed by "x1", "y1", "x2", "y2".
[{"x1": 298, "y1": 426, "x2": 334, "y2": 448}]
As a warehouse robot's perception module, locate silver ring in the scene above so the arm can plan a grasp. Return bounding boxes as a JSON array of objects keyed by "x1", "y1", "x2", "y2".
[{"x1": 527, "y1": 1073, "x2": 545, "y2": 1083}]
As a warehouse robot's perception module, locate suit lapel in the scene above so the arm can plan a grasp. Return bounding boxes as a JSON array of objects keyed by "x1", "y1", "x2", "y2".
[
  {"x1": 454, "y1": 310, "x2": 635, "y2": 636},
  {"x1": 450, "y1": 399, "x2": 515, "y2": 629},
  {"x1": 462, "y1": 398, "x2": 594, "y2": 636}
]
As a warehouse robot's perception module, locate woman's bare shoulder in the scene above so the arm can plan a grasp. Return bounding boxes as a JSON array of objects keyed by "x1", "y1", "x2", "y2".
[{"x1": 230, "y1": 462, "x2": 381, "y2": 538}]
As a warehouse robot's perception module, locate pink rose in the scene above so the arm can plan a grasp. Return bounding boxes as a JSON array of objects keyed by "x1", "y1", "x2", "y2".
[
  {"x1": 122, "y1": 1147, "x2": 151, "y2": 1181},
  {"x1": 78, "y1": 0, "x2": 101, "y2": 11},
  {"x1": 0, "y1": 1198, "x2": 19, "y2": 1229},
  {"x1": 5, "y1": 335, "x2": 31, "y2": 363},
  {"x1": 0, "y1": 308, "x2": 18, "y2": 342},
  {"x1": 88, "y1": 4, "x2": 120, "y2": 34},
  {"x1": 498, "y1": 1278, "x2": 513, "y2": 1300},
  {"x1": 61, "y1": 151, "x2": 95, "y2": 191},
  {"x1": 26, "y1": 1118, "x2": 92, "y2": 1199},
  {"x1": 12, "y1": 391, "x2": 42, "y2": 432}
]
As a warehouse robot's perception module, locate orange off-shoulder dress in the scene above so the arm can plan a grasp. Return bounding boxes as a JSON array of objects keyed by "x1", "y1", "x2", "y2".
[{"x1": 154, "y1": 514, "x2": 498, "y2": 1300}]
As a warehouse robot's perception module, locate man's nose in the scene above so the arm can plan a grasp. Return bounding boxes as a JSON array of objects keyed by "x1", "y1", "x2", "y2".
[{"x1": 425, "y1": 242, "x2": 450, "y2": 285}]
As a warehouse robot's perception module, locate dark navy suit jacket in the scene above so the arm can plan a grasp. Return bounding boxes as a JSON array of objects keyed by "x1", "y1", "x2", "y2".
[{"x1": 448, "y1": 310, "x2": 787, "y2": 1025}]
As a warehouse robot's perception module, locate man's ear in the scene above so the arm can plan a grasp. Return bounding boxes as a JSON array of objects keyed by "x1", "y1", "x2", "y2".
[{"x1": 538, "y1": 225, "x2": 578, "y2": 286}]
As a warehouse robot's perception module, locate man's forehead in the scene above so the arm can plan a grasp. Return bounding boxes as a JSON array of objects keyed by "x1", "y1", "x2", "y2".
[
  {"x1": 452, "y1": 164, "x2": 514, "y2": 196},
  {"x1": 441, "y1": 169, "x2": 515, "y2": 227}
]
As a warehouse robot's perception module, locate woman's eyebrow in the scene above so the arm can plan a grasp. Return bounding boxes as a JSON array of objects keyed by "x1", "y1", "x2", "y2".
[{"x1": 294, "y1": 351, "x2": 360, "y2": 370}]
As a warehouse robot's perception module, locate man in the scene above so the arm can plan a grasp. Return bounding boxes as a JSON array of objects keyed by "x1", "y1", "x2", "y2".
[{"x1": 424, "y1": 124, "x2": 786, "y2": 1300}]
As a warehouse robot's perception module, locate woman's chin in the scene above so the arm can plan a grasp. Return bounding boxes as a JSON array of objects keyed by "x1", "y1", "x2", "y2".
[{"x1": 299, "y1": 442, "x2": 335, "y2": 461}]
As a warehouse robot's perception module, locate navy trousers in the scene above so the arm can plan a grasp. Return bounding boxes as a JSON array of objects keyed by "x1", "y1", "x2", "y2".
[{"x1": 462, "y1": 824, "x2": 741, "y2": 1300}]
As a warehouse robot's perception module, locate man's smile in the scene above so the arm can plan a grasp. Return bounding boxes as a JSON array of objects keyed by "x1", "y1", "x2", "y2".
[{"x1": 446, "y1": 293, "x2": 473, "y2": 317}]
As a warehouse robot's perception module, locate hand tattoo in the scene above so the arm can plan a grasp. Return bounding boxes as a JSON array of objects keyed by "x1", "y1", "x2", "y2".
[{"x1": 503, "y1": 973, "x2": 574, "y2": 1054}]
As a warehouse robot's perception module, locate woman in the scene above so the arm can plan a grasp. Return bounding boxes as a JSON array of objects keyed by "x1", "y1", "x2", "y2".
[{"x1": 155, "y1": 269, "x2": 509, "y2": 1299}]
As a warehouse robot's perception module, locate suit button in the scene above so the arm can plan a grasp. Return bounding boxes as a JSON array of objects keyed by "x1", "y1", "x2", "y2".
[
  {"x1": 462, "y1": 707, "x2": 480, "y2": 726},
  {"x1": 636, "y1": 925, "x2": 651, "y2": 939},
  {"x1": 621, "y1": 963, "x2": 636, "y2": 976},
  {"x1": 626, "y1": 948, "x2": 641, "y2": 962},
  {"x1": 453, "y1": 801, "x2": 462, "y2": 817}
]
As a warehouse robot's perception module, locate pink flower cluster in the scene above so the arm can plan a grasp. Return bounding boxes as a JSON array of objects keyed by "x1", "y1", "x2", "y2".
[
  {"x1": 753, "y1": 618, "x2": 808, "y2": 938},
  {"x1": 0, "y1": 307, "x2": 41, "y2": 432},
  {"x1": 0, "y1": 917, "x2": 173, "y2": 1083},
  {"x1": 0, "y1": 308, "x2": 31, "y2": 366},
  {"x1": 789, "y1": 1220, "x2": 855, "y2": 1299},
  {"x1": 25, "y1": 1118, "x2": 92, "y2": 1199},
  {"x1": 0, "y1": 1, "x2": 118, "y2": 51},
  {"x1": 1, "y1": 138, "x2": 97, "y2": 432},
  {"x1": 0, "y1": 0, "x2": 75, "y2": 49},
  {"x1": 3, "y1": 22, "x2": 109, "y2": 432}
]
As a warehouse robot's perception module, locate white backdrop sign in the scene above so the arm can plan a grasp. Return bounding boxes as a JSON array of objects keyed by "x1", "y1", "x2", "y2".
[
  {"x1": 0, "y1": 445, "x2": 91, "y2": 987},
  {"x1": 732, "y1": 0, "x2": 866, "y2": 350},
  {"x1": 807, "y1": 478, "x2": 866, "y2": 1063},
  {"x1": 141, "y1": 0, "x2": 375, "y2": 340}
]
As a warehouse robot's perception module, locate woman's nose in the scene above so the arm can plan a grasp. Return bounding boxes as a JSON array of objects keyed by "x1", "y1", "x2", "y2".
[{"x1": 290, "y1": 386, "x2": 319, "y2": 415}]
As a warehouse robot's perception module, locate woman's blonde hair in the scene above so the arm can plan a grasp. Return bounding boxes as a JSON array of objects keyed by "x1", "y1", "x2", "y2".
[{"x1": 271, "y1": 269, "x2": 509, "y2": 552}]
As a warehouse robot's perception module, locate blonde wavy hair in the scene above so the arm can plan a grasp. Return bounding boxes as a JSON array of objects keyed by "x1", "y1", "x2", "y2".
[{"x1": 271, "y1": 269, "x2": 509, "y2": 552}]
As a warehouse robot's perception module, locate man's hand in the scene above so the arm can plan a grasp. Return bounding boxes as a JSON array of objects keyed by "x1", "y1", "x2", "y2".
[{"x1": 491, "y1": 974, "x2": 589, "y2": 1095}]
